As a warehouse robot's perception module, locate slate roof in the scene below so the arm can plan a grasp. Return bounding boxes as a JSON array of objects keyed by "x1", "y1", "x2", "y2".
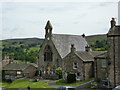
[
  {"x1": 108, "y1": 25, "x2": 120, "y2": 36},
  {"x1": 76, "y1": 51, "x2": 106, "y2": 62},
  {"x1": 2, "y1": 63, "x2": 37, "y2": 71},
  {"x1": 52, "y1": 34, "x2": 88, "y2": 58},
  {"x1": 94, "y1": 51, "x2": 108, "y2": 58}
]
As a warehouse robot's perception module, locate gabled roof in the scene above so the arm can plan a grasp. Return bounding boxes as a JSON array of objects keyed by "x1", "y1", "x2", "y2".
[
  {"x1": 2, "y1": 63, "x2": 37, "y2": 71},
  {"x1": 108, "y1": 25, "x2": 120, "y2": 36},
  {"x1": 75, "y1": 51, "x2": 105, "y2": 62},
  {"x1": 94, "y1": 51, "x2": 108, "y2": 58},
  {"x1": 52, "y1": 34, "x2": 88, "y2": 58},
  {"x1": 90, "y1": 51, "x2": 106, "y2": 57}
]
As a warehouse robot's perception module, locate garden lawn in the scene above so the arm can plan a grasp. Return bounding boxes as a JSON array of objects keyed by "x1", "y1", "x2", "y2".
[
  {"x1": 56, "y1": 78, "x2": 94, "y2": 86},
  {"x1": 2, "y1": 79, "x2": 56, "y2": 89}
]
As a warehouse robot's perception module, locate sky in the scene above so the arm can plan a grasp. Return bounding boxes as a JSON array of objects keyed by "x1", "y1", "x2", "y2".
[
  {"x1": 0, "y1": 0, "x2": 119, "y2": 40},
  {"x1": 118, "y1": 1, "x2": 120, "y2": 24}
]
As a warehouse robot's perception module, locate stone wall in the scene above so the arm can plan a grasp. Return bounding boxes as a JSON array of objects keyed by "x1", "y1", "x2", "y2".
[
  {"x1": 23, "y1": 65, "x2": 37, "y2": 78},
  {"x1": 63, "y1": 52, "x2": 84, "y2": 81},
  {"x1": 94, "y1": 58, "x2": 107, "y2": 82},
  {"x1": 84, "y1": 62, "x2": 94, "y2": 80},
  {"x1": 38, "y1": 39, "x2": 62, "y2": 78},
  {"x1": 108, "y1": 32, "x2": 120, "y2": 87}
]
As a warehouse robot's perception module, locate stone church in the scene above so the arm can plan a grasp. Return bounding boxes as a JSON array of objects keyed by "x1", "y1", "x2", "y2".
[
  {"x1": 38, "y1": 20, "x2": 89, "y2": 79},
  {"x1": 38, "y1": 18, "x2": 120, "y2": 86}
]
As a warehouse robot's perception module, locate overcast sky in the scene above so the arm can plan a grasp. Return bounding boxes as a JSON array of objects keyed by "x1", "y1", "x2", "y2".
[{"x1": 0, "y1": 0, "x2": 119, "y2": 40}]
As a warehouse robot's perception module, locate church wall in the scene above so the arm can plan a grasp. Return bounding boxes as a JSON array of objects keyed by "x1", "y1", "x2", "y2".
[
  {"x1": 38, "y1": 39, "x2": 62, "y2": 77},
  {"x1": 108, "y1": 36, "x2": 114, "y2": 87},
  {"x1": 115, "y1": 36, "x2": 120, "y2": 86},
  {"x1": 108, "y1": 36, "x2": 120, "y2": 87}
]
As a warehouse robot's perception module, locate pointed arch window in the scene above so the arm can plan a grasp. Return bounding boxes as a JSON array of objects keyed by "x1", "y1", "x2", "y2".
[{"x1": 44, "y1": 45, "x2": 53, "y2": 61}]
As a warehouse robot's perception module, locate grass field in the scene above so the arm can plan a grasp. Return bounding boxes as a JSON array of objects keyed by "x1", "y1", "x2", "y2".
[{"x1": 1, "y1": 79, "x2": 56, "y2": 90}]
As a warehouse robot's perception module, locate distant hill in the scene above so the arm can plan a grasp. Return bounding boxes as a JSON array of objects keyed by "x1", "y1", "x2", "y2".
[
  {"x1": 86, "y1": 34, "x2": 107, "y2": 51},
  {"x1": 86, "y1": 34, "x2": 107, "y2": 45},
  {"x1": 1, "y1": 34, "x2": 107, "y2": 46},
  {"x1": 2, "y1": 38, "x2": 44, "y2": 46},
  {"x1": 1, "y1": 34, "x2": 107, "y2": 62},
  {"x1": 1, "y1": 38, "x2": 44, "y2": 63}
]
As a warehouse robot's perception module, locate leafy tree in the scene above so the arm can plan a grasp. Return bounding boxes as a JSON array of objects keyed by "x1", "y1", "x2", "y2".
[
  {"x1": 55, "y1": 67, "x2": 63, "y2": 79},
  {"x1": 91, "y1": 40, "x2": 107, "y2": 51}
]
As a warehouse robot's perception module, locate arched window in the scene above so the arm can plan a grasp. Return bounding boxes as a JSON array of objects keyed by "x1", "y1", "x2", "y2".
[{"x1": 44, "y1": 45, "x2": 53, "y2": 61}]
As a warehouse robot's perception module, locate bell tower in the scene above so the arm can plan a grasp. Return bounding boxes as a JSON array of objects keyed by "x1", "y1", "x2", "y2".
[
  {"x1": 45, "y1": 20, "x2": 53, "y2": 40},
  {"x1": 107, "y1": 18, "x2": 120, "y2": 87}
]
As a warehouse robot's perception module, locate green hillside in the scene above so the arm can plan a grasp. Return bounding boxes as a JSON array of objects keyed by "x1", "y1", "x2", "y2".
[
  {"x1": 1, "y1": 38, "x2": 44, "y2": 63},
  {"x1": 1, "y1": 34, "x2": 107, "y2": 62},
  {"x1": 2, "y1": 38, "x2": 44, "y2": 46},
  {"x1": 86, "y1": 34, "x2": 107, "y2": 51}
]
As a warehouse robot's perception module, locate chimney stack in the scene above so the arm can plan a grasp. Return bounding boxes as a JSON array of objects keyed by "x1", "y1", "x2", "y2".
[
  {"x1": 85, "y1": 45, "x2": 90, "y2": 52},
  {"x1": 71, "y1": 44, "x2": 76, "y2": 53},
  {"x1": 82, "y1": 33, "x2": 85, "y2": 38}
]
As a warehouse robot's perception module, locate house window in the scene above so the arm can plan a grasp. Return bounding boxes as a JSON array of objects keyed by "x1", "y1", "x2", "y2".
[
  {"x1": 47, "y1": 37, "x2": 50, "y2": 40},
  {"x1": 73, "y1": 62, "x2": 78, "y2": 69},
  {"x1": 5, "y1": 75, "x2": 10, "y2": 79},
  {"x1": 17, "y1": 71, "x2": 21, "y2": 75},
  {"x1": 101, "y1": 59, "x2": 106, "y2": 68},
  {"x1": 44, "y1": 45, "x2": 53, "y2": 61}
]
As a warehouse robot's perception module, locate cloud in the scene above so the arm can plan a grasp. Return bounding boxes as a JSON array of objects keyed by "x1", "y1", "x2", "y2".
[{"x1": 1, "y1": 2, "x2": 118, "y2": 40}]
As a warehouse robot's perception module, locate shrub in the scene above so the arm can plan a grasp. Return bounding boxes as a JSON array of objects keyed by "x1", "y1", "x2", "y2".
[
  {"x1": 55, "y1": 67, "x2": 63, "y2": 79},
  {"x1": 3, "y1": 79, "x2": 12, "y2": 83},
  {"x1": 85, "y1": 85, "x2": 91, "y2": 88}
]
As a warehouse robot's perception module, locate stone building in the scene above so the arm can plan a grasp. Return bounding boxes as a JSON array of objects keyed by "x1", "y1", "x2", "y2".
[
  {"x1": 63, "y1": 44, "x2": 104, "y2": 81},
  {"x1": 38, "y1": 20, "x2": 89, "y2": 79},
  {"x1": 2, "y1": 54, "x2": 13, "y2": 67},
  {"x1": 107, "y1": 18, "x2": 120, "y2": 87},
  {"x1": 2, "y1": 63, "x2": 37, "y2": 80},
  {"x1": 94, "y1": 52, "x2": 108, "y2": 82}
]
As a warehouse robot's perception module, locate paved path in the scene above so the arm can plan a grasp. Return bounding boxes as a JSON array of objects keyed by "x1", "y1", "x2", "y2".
[
  {"x1": 47, "y1": 81, "x2": 63, "y2": 88},
  {"x1": 47, "y1": 80, "x2": 94, "y2": 88},
  {"x1": 73, "y1": 80, "x2": 94, "y2": 88}
]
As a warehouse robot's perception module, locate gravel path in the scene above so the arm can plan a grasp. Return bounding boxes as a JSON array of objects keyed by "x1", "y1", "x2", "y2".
[{"x1": 47, "y1": 80, "x2": 94, "y2": 88}]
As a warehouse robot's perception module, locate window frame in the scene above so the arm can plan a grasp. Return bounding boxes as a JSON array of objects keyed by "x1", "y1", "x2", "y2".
[
  {"x1": 101, "y1": 59, "x2": 107, "y2": 68},
  {"x1": 17, "y1": 71, "x2": 21, "y2": 75},
  {"x1": 73, "y1": 62, "x2": 78, "y2": 69},
  {"x1": 44, "y1": 45, "x2": 53, "y2": 61}
]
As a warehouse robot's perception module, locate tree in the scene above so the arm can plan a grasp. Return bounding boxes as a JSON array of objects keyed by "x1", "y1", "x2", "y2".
[{"x1": 55, "y1": 67, "x2": 63, "y2": 79}]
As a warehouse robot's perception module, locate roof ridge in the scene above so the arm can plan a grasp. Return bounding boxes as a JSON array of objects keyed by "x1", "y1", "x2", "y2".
[
  {"x1": 75, "y1": 52, "x2": 85, "y2": 61},
  {"x1": 75, "y1": 51, "x2": 93, "y2": 61},
  {"x1": 52, "y1": 33, "x2": 82, "y2": 36},
  {"x1": 75, "y1": 51, "x2": 95, "y2": 61},
  {"x1": 94, "y1": 51, "x2": 107, "y2": 57}
]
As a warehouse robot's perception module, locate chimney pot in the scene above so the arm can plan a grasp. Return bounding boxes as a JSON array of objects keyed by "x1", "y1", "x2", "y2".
[
  {"x1": 71, "y1": 44, "x2": 76, "y2": 53},
  {"x1": 85, "y1": 45, "x2": 90, "y2": 52}
]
